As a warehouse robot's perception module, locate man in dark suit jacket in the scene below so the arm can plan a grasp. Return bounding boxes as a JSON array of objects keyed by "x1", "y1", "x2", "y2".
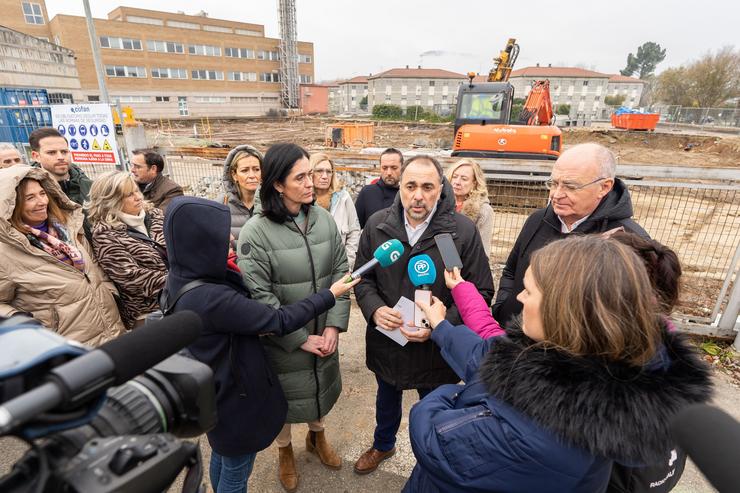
[
  {"x1": 131, "y1": 149, "x2": 184, "y2": 212},
  {"x1": 493, "y1": 143, "x2": 648, "y2": 326}
]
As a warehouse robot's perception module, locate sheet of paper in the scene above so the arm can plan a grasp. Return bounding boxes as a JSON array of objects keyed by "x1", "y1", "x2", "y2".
[{"x1": 374, "y1": 296, "x2": 417, "y2": 347}]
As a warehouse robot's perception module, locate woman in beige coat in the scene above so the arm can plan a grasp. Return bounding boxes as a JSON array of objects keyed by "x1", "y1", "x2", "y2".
[
  {"x1": 446, "y1": 158, "x2": 494, "y2": 258},
  {"x1": 0, "y1": 166, "x2": 125, "y2": 346}
]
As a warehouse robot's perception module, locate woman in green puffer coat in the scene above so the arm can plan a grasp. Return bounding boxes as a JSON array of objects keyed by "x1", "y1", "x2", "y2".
[{"x1": 237, "y1": 143, "x2": 351, "y2": 492}]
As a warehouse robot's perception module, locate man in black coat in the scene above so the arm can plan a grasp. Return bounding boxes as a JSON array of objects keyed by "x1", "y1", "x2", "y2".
[
  {"x1": 493, "y1": 143, "x2": 648, "y2": 326},
  {"x1": 353, "y1": 155, "x2": 494, "y2": 474},
  {"x1": 354, "y1": 148, "x2": 403, "y2": 228}
]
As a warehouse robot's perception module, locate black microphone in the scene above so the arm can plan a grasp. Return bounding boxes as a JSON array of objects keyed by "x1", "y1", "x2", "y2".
[
  {"x1": 0, "y1": 311, "x2": 202, "y2": 435},
  {"x1": 670, "y1": 404, "x2": 740, "y2": 493}
]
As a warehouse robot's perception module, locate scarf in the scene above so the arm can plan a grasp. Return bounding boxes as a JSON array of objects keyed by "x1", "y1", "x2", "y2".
[
  {"x1": 118, "y1": 209, "x2": 148, "y2": 236},
  {"x1": 25, "y1": 221, "x2": 85, "y2": 272}
]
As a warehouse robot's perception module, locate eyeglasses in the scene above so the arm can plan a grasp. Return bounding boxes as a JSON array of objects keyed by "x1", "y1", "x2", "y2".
[{"x1": 544, "y1": 177, "x2": 607, "y2": 192}]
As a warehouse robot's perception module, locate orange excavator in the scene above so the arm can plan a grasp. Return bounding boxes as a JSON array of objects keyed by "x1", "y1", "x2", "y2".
[{"x1": 452, "y1": 38, "x2": 562, "y2": 160}]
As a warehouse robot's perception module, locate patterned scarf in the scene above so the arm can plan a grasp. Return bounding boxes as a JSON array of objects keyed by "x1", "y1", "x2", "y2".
[{"x1": 25, "y1": 221, "x2": 86, "y2": 272}]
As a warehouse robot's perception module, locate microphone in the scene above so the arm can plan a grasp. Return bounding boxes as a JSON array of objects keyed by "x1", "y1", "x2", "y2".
[
  {"x1": 0, "y1": 310, "x2": 202, "y2": 435},
  {"x1": 670, "y1": 404, "x2": 740, "y2": 493},
  {"x1": 346, "y1": 238, "x2": 404, "y2": 282},
  {"x1": 408, "y1": 254, "x2": 437, "y2": 328}
]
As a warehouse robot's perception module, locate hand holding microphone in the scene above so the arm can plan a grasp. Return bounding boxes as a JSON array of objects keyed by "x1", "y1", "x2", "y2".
[{"x1": 346, "y1": 239, "x2": 404, "y2": 282}]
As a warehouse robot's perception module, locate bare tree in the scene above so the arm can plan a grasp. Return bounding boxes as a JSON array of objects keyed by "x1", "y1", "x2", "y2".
[{"x1": 687, "y1": 46, "x2": 739, "y2": 107}]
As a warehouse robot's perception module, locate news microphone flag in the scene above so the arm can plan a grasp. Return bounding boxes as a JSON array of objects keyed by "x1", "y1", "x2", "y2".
[{"x1": 408, "y1": 254, "x2": 437, "y2": 288}]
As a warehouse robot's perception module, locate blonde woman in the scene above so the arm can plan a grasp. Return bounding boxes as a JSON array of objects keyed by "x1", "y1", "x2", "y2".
[
  {"x1": 310, "y1": 152, "x2": 361, "y2": 269},
  {"x1": 446, "y1": 159, "x2": 493, "y2": 257},
  {"x1": 218, "y1": 144, "x2": 263, "y2": 239},
  {"x1": 87, "y1": 171, "x2": 167, "y2": 329},
  {"x1": 0, "y1": 166, "x2": 124, "y2": 345}
]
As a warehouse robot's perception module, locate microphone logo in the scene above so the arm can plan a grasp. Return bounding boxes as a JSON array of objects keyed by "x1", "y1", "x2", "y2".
[{"x1": 414, "y1": 259, "x2": 430, "y2": 275}]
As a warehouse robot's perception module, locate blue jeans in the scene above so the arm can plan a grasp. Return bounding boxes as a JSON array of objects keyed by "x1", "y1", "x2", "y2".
[
  {"x1": 209, "y1": 451, "x2": 256, "y2": 493},
  {"x1": 373, "y1": 375, "x2": 433, "y2": 452}
]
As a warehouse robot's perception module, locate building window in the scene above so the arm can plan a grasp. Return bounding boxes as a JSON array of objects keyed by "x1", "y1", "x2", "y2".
[
  {"x1": 235, "y1": 28, "x2": 261, "y2": 36},
  {"x1": 105, "y1": 65, "x2": 147, "y2": 78},
  {"x1": 260, "y1": 72, "x2": 281, "y2": 82},
  {"x1": 191, "y1": 70, "x2": 224, "y2": 80},
  {"x1": 299, "y1": 54, "x2": 312, "y2": 63},
  {"x1": 155, "y1": 96, "x2": 170, "y2": 102},
  {"x1": 257, "y1": 50, "x2": 280, "y2": 61},
  {"x1": 87, "y1": 95, "x2": 100, "y2": 102},
  {"x1": 194, "y1": 96, "x2": 227, "y2": 103},
  {"x1": 225, "y1": 47, "x2": 255, "y2": 59},
  {"x1": 231, "y1": 96, "x2": 260, "y2": 102},
  {"x1": 100, "y1": 36, "x2": 142, "y2": 50},
  {"x1": 114, "y1": 95, "x2": 151, "y2": 103},
  {"x1": 167, "y1": 20, "x2": 199, "y2": 30},
  {"x1": 228, "y1": 71, "x2": 257, "y2": 82},
  {"x1": 262, "y1": 96, "x2": 279, "y2": 102},
  {"x1": 22, "y1": 2, "x2": 44, "y2": 24},
  {"x1": 203, "y1": 25, "x2": 232, "y2": 33},
  {"x1": 151, "y1": 67, "x2": 188, "y2": 79},
  {"x1": 188, "y1": 44, "x2": 221, "y2": 56},
  {"x1": 147, "y1": 40, "x2": 184, "y2": 54},
  {"x1": 429, "y1": 81, "x2": 435, "y2": 86},
  {"x1": 48, "y1": 92, "x2": 73, "y2": 104},
  {"x1": 299, "y1": 75, "x2": 312, "y2": 84},
  {"x1": 583, "y1": 80, "x2": 589, "y2": 86},
  {"x1": 580, "y1": 95, "x2": 586, "y2": 101},
  {"x1": 127, "y1": 16, "x2": 163, "y2": 26}
]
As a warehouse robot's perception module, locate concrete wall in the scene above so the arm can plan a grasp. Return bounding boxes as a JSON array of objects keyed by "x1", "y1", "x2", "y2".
[
  {"x1": 367, "y1": 77, "x2": 464, "y2": 112},
  {"x1": 0, "y1": 26, "x2": 82, "y2": 99},
  {"x1": 337, "y1": 82, "x2": 368, "y2": 114},
  {"x1": 300, "y1": 84, "x2": 329, "y2": 114}
]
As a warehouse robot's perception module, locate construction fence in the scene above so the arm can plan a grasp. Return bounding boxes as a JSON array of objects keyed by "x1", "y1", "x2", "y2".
[
  {"x1": 597, "y1": 104, "x2": 740, "y2": 129},
  {"x1": 153, "y1": 155, "x2": 740, "y2": 337}
]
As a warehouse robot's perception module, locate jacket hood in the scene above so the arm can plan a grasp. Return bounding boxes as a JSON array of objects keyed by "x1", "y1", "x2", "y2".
[
  {"x1": 479, "y1": 326, "x2": 713, "y2": 464},
  {"x1": 222, "y1": 145, "x2": 263, "y2": 200},
  {"x1": 164, "y1": 196, "x2": 230, "y2": 285},
  {"x1": 0, "y1": 166, "x2": 82, "y2": 238}
]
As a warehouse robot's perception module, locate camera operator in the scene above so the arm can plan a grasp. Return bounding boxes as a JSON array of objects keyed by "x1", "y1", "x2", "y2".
[{"x1": 163, "y1": 196, "x2": 359, "y2": 493}]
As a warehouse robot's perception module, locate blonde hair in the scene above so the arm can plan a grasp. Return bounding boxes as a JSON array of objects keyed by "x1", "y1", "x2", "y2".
[
  {"x1": 86, "y1": 171, "x2": 150, "y2": 226},
  {"x1": 445, "y1": 158, "x2": 489, "y2": 203},
  {"x1": 309, "y1": 152, "x2": 339, "y2": 193},
  {"x1": 529, "y1": 235, "x2": 662, "y2": 367},
  {"x1": 11, "y1": 177, "x2": 69, "y2": 232}
]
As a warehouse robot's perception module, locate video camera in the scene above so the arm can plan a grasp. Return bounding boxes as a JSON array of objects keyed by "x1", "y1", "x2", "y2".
[{"x1": 0, "y1": 311, "x2": 217, "y2": 493}]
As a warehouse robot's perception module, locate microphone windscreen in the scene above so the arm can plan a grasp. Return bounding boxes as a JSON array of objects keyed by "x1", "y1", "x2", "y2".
[
  {"x1": 670, "y1": 404, "x2": 740, "y2": 493},
  {"x1": 98, "y1": 311, "x2": 203, "y2": 384},
  {"x1": 374, "y1": 239, "x2": 404, "y2": 268},
  {"x1": 408, "y1": 254, "x2": 437, "y2": 287}
]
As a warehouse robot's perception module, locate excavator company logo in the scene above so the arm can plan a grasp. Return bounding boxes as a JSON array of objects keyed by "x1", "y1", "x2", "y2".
[
  {"x1": 490, "y1": 128, "x2": 517, "y2": 134},
  {"x1": 498, "y1": 138, "x2": 507, "y2": 146}
]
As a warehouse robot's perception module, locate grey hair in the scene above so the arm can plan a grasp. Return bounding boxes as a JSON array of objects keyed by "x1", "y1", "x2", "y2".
[
  {"x1": 561, "y1": 143, "x2": 617, "y2": 179},
  {"x1": 0, "y1": 143, "x2": 20, "y2": 152}
]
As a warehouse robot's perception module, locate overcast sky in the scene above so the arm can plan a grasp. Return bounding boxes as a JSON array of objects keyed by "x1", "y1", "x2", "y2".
[{"x1": 47, "y1": 0, "x2": 738, "y2": 81}]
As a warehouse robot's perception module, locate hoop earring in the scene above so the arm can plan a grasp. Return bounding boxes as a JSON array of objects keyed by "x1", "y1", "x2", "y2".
[{"x1": 279, "y1": 191, "x2": 284, "y2": 198}]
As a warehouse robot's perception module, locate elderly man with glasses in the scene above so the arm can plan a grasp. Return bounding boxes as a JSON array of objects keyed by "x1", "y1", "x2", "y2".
[{"x1": 492, "y1": 142, "x2": 649, "y2": 326}]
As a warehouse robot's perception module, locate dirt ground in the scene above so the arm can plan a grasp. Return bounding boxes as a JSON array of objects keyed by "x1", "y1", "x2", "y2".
[
  {"x1": 1, "y1": 300, "x2": 738, "y2": 492},
  {"x1": 146, "y1": 115, "x2": 740, "y2": 168}
]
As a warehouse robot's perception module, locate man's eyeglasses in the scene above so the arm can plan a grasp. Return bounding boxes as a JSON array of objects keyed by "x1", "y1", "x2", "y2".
[{"x1": 544, "y1": 177, "x2": 607, "y2": 192}]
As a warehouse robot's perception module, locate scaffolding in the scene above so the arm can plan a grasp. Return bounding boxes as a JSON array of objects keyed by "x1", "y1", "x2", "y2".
[{"x1": 277, "y1": 0, "x2": 299, "y2": 109}]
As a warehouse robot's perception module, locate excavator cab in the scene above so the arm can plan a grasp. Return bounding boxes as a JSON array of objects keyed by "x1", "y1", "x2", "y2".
[{"x1": 454, "y1": 82, "x2": 514, "y2": 135}]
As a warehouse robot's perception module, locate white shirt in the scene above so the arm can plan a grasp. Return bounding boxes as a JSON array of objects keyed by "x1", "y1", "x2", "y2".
[
  {"x1": 559, "y1": 214, "x2": 591, "y2": 233},
  {"x1": 404, "y1": 203, "x2": 438, "y2": 246}
]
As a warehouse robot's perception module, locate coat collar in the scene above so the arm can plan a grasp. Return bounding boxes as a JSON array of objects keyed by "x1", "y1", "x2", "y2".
[{"x1": 479, "y1": 326, "x2": 713, "y2": 464}]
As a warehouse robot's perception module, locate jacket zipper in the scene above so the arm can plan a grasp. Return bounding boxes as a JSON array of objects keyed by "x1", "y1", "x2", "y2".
[
  {"x1": 291, "y1": 210, "x2": 322, "y2": 419},
  {"x1": 437, "y1": 408, "x2": 492, "y2": 434}
]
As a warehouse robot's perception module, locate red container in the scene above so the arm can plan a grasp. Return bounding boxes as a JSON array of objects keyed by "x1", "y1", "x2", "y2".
[{"x1": 611, "y1": 113, "x2": 659, "y2": 131}]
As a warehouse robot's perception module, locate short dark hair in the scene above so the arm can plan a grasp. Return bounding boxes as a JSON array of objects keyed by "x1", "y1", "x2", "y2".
[
  {"x1": 132, "y1": 149, "x2": 165, "y2": 173},
  {"x1": 259, "y1": 143, "x2": 311, "y2": 224},
  {"x1": 29, "y1": 127, "x2": 67, "y2": 152},
  {"x1": 401, "y1": 154, "x2": 444, "y2": 182},
  {"x1": 380, "y1": 147, "x2": 404, "y2": 165}
]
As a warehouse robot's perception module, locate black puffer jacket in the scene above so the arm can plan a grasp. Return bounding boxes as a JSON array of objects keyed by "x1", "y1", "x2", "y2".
[
  {"x1": 493, "y1": 178, "x2": 648, "y2": 326},
  {"x1": 354, "y1": 180, "x2": 494, "y2": 389}
]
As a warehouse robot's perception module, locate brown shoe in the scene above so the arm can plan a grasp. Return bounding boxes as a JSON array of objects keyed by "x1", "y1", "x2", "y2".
[
  {"x1": 278, "y1": 444, "x2": 298, "y2": 492},
  {"x1": 306, "y1": 430, "x2": 342, "y2": 470},
  {"x1": 353, "y1": 447, "x2": 396, "y2": 475}
]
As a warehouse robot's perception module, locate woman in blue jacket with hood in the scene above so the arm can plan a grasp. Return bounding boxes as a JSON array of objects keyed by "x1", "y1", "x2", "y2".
[
  {"x1": 163, "y1": 196, "x2": 358, "y2": 493},
  {"x1": 405, "y1": 235, "x2": 712, "y2": 493}
]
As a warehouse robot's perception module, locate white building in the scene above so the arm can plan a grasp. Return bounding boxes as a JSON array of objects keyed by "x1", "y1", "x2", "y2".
[
  {"x1": 368, "y1": 67, "x2": 466, "y2": 114},
  {"x1": 336, "y1": 76, "x2": 368, "y2": 114}
]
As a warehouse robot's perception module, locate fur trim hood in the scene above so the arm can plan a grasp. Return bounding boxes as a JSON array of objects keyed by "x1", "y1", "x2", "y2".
[{"x1": 479, "y1": 327, "x2": 713, "y2": 464}]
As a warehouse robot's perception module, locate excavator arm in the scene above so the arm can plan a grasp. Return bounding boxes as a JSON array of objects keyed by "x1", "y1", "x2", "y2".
[
  {"x1": 488, "y1": 38, "x2": 520, "y2": 82},
  {"x1": 518, "y1": 80, "x2": 554, "y2": 126}
]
